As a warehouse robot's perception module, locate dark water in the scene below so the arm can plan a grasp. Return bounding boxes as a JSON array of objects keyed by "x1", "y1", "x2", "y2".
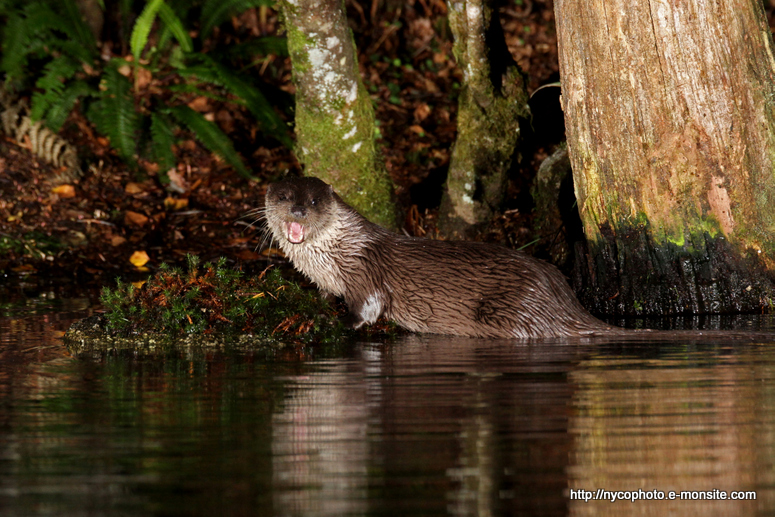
[{"x1": 2, "y1": 290, "x2": 775, "y2": 516}]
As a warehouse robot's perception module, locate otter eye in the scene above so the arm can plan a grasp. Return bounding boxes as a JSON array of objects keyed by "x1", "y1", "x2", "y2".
[
  {"x1": 277, "y1": 193, "x2": 288, "y2": 201},
  {"x1": 310, "y1": 198, "x2": 318, "y2": 206}
]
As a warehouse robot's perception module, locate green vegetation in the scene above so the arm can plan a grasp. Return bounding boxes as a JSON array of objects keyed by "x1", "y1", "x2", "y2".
[
  {"x1": 99, "y1": 255, "x2": 384, "y2": 344},
  {"x1": 0, "y1": 0, "x2": 291, "y2": 178},
  {"x1": 0, "y1": 232, "x2": 64, "y2": 261}
]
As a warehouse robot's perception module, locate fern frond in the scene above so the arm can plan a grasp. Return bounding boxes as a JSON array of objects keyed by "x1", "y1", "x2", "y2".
[
  {"x1": 130, "y1": 0, "x2": 165, "y2": 63},
  {"x1": 190, "y1": 55, "x2": 291, "y2": 147},
  {"x1": 150, "y1": 111, "x2": 176, "y2": 173},
  {"x1": 30, "y1": 55, "x2": 81, "y2": 122},
  {"x1": 200, "y1": 0, "x2": 272, "y2": 39},
  {"x1": 44, "y1": 80, "x2": 94, "y2": 132},
  {"x1": 0, "y1": 12, "x2": 30, "y2": 80},
  {"x1": 166, "y1": 104, "x2": 252, "y2": 178},
  {"x1": 1, "y1": 1, "x2": 97, "y2": 80},
  {"x1": 0, "y1": 0, "x2": 18, "y2": 14},
  {"x1": 58, "y1": 0, "x2": 99, "y2": 54},
  {"x1": 220, "y1": 37, "x2": 289, "y2": 61},
  {"x1": 54, "y1": 36, "x2": 99, "y2": 65},
  {"x1": 89, "y1": 65, "x2": 140, "y2": 162},
  {"x1": 166, "y1": 83, "x2": 230, "y2": 103},
  {"x1": 157, "y1": 2, "x2": 192, "y2": 53},
  {"x1": 19, "y1": 2, "x2": 66, "y2": 41}
]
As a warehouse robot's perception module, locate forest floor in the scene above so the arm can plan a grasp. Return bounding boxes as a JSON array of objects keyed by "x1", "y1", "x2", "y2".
[{"x1": 0, "y1": 0, "x2": 568, "y2": 287}]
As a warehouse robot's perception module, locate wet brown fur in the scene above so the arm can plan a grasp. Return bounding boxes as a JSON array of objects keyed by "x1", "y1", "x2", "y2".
[{"x1": 264, "y1": 177, "x2": 617, "y2": 339}]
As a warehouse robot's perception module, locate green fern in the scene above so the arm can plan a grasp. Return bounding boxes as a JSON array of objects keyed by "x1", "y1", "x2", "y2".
[
  {"x1": 88, "y1": 65, "x2": 140, "y2": 162},
  {"x1": 18, "y1": 2, "x2": 97, "y2": 64},
  {"x1": 166, "y1": 83, "x2": 231, "y2": 103},
  {"x1": 0, "y1": 0, "x2": 290, "y2": 179},
  {"x1": 200, "y1": 0, "x2": 273, "y2": 40},
  {"x1": 131, "y1": 0, "x2": 165, "y2": 63},
  {"x1": 187, "y1": 55, "x2": 292, "y2": 146},
  {"x1": 220, "y1": 37, "x2": 289, "y2": 61},
  {"x1": 158, "y1": 2, "x2": 193, "y2": 53},
  {"x1": 167, "y1": 104, "x2": 252, "y2": 178},
  {"x1": 0, "y1": 0, "x2": 98, "y2": 88},
  {"x1": 58, "y1": 0, "x2": 98, "y2": 51},
  {"x1": 150, "y1": 111, "x2": 177, "y2": 174},
  {"x1": 44, "y1": 80, "x2": 95, "y2": 132},
  {"x1": 29, "y1": 55, "x2": 81, "y2": 122},
  {"x1": 0, "y1": 12, "x2": 30, "y2": 81}
]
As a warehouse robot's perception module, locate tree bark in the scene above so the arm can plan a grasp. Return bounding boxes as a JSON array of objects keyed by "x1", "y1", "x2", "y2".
[
  {"x1": 555, "y1": 0, "x2": 775, "y2": 315},
  {"x1": 439, "y1": 0, "x2": 530, "y2": 238},
  {"x1": 278, "y1": 0, "x2": 396, "y2": 228}
]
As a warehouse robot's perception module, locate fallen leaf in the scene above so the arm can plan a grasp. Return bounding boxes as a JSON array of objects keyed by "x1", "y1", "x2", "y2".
[
  {"x1": 164, "y1": 197, "x2": 189, "y2": 210},
  {"x1": 409, "y1": 125, "x2": 426, "y2": 136},
  {"x1": 167, "y1": 169, "x2": 188, "y2": 193},
  {"x1": 261, "y1": 247, "x2": 285, "y2": 258},
  {"x1": 188, "y1": 96, "x2": 210, "y2": 112},
  {"x1": 413, "y1": 103, "x2": 431, "y2": 122},
  {"x1": 125, "y1": 182, "x2": 145, "y2": 194},
  {"x1": 129, "y1": 250, "x2": 150, "y2": 268},
  {"x1": 135, "y1": 67, "x2": 153, "y2": 90},
  {"x1": 237, "y1": 249, "x2": 260, "y2": 260},
  {"x1": 131, "y1": 279, "x2": 147, "y2": 289},
  {"x1": 111, "y1": 235, "x2": 127, "y2": 246},
  {"x1": 125, "y1": 211, "x2": 149, "y2": 226},
  {"x1": 11, "y1": 264, "x2": 36, "y2": 273}
]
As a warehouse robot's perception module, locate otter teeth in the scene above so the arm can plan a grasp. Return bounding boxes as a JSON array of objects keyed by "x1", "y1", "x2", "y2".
[{"x1": 285, "y1": 221, "x2": 306, "y2": 244}]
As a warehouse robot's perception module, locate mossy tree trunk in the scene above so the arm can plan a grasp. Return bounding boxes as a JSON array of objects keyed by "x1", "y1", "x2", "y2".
[
  {"x1": 555, "y1": 0, "x2": 775, "y2": 315},
  {"x1": 439, "y1": 0, "x2": 530, "y2": 238},
  {"x1": 278, "y1": 0, "x2": 396, "y2": 228}
]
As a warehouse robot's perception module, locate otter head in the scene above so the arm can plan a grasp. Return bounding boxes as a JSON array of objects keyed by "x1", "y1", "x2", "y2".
[{"x1": 265, "y1": 177, "x2": 340, "y2": 247}]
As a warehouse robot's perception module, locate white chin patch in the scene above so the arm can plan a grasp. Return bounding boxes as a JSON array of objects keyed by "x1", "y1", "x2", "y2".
[{"x1": 285, "y1": 221, "x2": 306, "y2": 244}]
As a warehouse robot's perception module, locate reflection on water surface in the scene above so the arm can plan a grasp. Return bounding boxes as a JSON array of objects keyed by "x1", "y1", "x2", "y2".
[{"x1": 1, "y1": 295, "x2": 774, "y2": 516}]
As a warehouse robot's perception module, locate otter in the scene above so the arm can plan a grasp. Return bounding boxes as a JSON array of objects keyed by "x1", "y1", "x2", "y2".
[{"x1": 264, "y1": 176, "x2": 620, "y2": 339}]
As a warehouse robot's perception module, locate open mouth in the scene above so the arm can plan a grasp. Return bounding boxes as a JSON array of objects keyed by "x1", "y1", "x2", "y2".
[{"x1": 284, "y1": 221, "x2": 305, "y2": 244}]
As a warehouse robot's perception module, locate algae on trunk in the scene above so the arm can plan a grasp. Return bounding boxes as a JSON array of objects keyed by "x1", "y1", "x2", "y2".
[
  {"x1": 555, "y1": 0, "x2": 775, "y2": 315},
  {"x1": 279, "y1": 0, "x2": 396, "y2": 228}
]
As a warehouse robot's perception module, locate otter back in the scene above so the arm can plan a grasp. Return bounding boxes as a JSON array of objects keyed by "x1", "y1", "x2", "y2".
[{"x1": 264, "y1": 176, "x2": 617, "y2": 339}]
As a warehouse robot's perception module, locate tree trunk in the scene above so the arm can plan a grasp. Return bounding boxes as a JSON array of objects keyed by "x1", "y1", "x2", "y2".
[
  {"x1": 555, "y1": 0, "x2": 775, "y2": 316},
  {"x1": 439, "y1": 0, "x2": 530, "y2": 238},
  {"x1": 278, "y1": 0, "x2": 396, "y2": 228}
]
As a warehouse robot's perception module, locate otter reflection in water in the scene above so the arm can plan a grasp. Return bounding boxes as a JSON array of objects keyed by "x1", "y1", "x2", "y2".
[{"x1": 263, "y1": 176, "x2": 619, "y2": 339}]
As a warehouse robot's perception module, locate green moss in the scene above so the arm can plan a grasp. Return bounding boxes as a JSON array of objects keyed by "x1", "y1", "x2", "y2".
[
  {"x1": 99, "y1": 255, "x2": 391, "y2": 345},
  {"x1": 443, "y1": 66, "x2": 528, "y2": 228},
  {"x1": 666, "y1": 232, "x2": 686, "y2": 248},
  {"x1": 296, "y1": 85, "x2": 396, "y2": 228},
  {"x1": 283, "y1": 21, "x2": 314, "y2": 76},
  {"x1": 279, "y1": 0, "x2": 396, "y2": 229}
]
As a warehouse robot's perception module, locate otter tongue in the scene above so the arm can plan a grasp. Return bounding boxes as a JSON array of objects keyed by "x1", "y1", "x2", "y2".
[{"x1": 286, "y1": 221, "x2": 305, "y2": 244}]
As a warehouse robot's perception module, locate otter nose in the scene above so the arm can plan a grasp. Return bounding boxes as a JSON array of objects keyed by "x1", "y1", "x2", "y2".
[{"x1": 290, "y1": 205, "x2": 307, "y2": 218}]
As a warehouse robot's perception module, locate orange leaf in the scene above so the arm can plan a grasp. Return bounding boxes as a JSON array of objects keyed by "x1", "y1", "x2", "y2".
[
  {"x1": 125, "y1": 211, "x2": 149, "y2": 226},
  {"x1": 164, "y1": 197, "x2": 189, "y2": 211},
  {"x1": 129, "y1": 250, "x2": 150, "y2": 268},
  {"x1": 409, "y1": 125, "x2": 426, "y2": 136},
  {"x1": 52, "y1": 184, "x2": 76, "y2": 198},
  {"x1": 125, "y1": 182, "x2": 145, "y2": 194}
]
